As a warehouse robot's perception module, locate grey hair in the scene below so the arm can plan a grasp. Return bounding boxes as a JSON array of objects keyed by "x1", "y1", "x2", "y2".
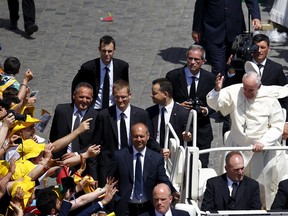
[
  {"x1": 242, "y1": 71, "x2": 262, "y2": 86},
  {"x1": 186, "y1": 44, "x2": 206, "y2": 60}
]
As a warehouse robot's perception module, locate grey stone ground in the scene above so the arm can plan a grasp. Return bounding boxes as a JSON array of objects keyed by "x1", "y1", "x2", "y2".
[{"x1": 0, "y1": 0, "x2": 287, "y2": 175}]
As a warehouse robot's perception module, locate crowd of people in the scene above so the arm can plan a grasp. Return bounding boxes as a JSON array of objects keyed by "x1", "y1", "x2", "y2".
[{"x1": 1, "y1": 0, "x2": 288, "y2": 215}]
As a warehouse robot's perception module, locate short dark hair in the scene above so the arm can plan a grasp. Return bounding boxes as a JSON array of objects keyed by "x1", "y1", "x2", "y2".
[
  {"x1": 3, "y1": 57, "x2": 21, "y2": 75},
  {"x1": 2, "y1": 87, "x2": 19, "y2": 98},
  {"x1": 225, "y1": 151, "x2": 243, "y2": 165},
  {"x1": 252, "y1": 33, "x2": 270, "y2": 47},
  {"x1": 152, "y1": 78, "x2": 173, "y2": 97},
  {"x1": 99, "y1": 35, "x2": 116, "y2": 49},
  {"x1": 36, "y1": 186, "x2": 57, "y2": 215}
]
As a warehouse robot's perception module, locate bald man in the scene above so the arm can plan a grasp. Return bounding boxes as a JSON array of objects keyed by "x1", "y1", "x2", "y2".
[
  {"x1": 139, "y1": 183, "x2": 189, "y2": 216},
  {"x1": 107, "y1": 123, "x2": 179, "y2": 216}
]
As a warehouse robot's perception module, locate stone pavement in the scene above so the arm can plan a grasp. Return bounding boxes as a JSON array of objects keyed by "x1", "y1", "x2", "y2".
[{"x1": 0, "y1": 0, "x2": 287, "y2": 173}]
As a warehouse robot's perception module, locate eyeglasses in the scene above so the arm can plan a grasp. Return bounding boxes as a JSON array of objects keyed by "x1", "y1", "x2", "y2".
[
  {"x1": 187, "y1": 57, "x2": 202, "y2": 63},
  {"x1": 114, "y1": 96, "x2": 129, "y2": 101}
]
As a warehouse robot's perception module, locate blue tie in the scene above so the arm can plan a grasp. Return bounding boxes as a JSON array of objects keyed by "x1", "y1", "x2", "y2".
[{"x1": 134, "y1": 152, "x2": 143, "y2": 200}]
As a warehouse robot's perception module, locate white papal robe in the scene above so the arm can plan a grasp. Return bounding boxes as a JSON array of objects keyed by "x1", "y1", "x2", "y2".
[{"x1": 207, "y1": 84, "x2": 288, "y2": 209}]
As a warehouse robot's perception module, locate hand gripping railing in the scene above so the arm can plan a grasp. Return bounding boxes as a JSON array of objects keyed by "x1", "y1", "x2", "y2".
[{"x1": 184, "y1": 109, "x2": 197, "y2": 148}]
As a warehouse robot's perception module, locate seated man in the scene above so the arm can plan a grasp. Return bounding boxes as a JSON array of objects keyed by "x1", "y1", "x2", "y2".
[
  {"x1": 271, "y1": 179, "x2": 288, "y2": 210},
  {"x1": 201, "y1": 151, "x2": 262, "y2": 211}
]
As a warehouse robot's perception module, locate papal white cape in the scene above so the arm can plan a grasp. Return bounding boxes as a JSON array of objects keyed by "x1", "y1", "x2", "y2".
[{"x1": 207, "y1": 84, "x2": 288, "y2": 209}]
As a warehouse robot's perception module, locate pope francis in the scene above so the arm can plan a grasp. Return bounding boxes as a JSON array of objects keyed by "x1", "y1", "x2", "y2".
[{"x1": 207, "y1": 68, "x2": 288, "y2": 209}]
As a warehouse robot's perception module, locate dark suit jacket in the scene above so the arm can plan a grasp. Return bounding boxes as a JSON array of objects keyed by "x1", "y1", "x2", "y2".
[
  {"x1": 139, "y1": 208, "x2": 190, "y2": 216},
  {"x1": 261, "y1": 59, "x2": 288, "y2": 121},
  {"x1": 192, "y1": 0, "x2": 261, "y2": 43},
  {"x1": 271, "y1": 179, "x2": 288, "y2": 210},
  {"x1": 49, "y1": 103, "x2": 98, "y2": 178},
  {"x1": 166, "y1": 68, "x2": 215, "y2": 166},
  {"x1": 95, "y1": 105, "x2": 160, "y2": 187},
  {"x1": 146, "y1": 103, "x2": 190, "y2": 147},
  {"x1": 201, "y1": 174, "x2": 262, "y2": 211},
  {"x1": 107, "y1": 146, "x2": 176, "y2": 216},
  {"x1": 72, "y1": 58, "x2": 129, "y2": 105}
]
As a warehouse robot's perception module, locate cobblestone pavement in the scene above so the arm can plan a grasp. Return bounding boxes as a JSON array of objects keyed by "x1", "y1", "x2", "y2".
[{"x1": 0, "y1": 0, "x2": 287, "y2": 174}]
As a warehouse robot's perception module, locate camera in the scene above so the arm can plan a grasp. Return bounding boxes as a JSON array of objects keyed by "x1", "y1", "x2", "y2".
[
  {"x1": 230, "y1": 33, "x2": 259, "y2": 70},
  {"x1": 7, "y1": 110, "x2": 27, "y2": 121},
  {"x1": 189, "y1": 97, "x2": 204, "y2": 114}
]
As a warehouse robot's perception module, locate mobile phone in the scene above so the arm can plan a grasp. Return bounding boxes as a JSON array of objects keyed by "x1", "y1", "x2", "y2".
[
  {"x1": 14, "y1": 138, "x2": 23, "y2": 145},
  {"x1": 30, "y1": 90, "x2": 39, "y2": 97}
]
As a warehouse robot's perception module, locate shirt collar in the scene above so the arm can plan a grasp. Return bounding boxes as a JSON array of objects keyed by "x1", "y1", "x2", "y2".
[
  {"x1": 252, "y1": 58, "x2": 267, "y2": 67},
  {"x1": 226, "y1": 175, "x2": 239, "y2": 186},
  {"x1": 155, "y1": 208, "x2": 172, "y2": 216},
  {"x1": 185, "y1": 67, "x2": 200, "y2": 79},
  {"x1": 160, "y1": 100, "x2": 174, "y2": 111},
  {"x1": 100, "y1": 59, "x2": 113, "y2": 71},
  {"x1": 116, "y1": 104, "x2": 131, "y2": 117},
  {"x1": 132, "y1": 145, "x2": 146, "y2": 156},
  {"x1": 73, "y1": 105, "x2": 86, "y2": 116}
]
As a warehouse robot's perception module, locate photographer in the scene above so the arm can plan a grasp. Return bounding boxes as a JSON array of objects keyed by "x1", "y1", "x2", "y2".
[{"x1": 166, "y1": 45, "x2": 216, "y2": 168}]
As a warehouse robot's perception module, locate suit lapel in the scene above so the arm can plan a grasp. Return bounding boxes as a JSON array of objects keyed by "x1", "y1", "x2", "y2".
[
  {"x1": 94, "y1": 59, "x2": 101, "y2": 95},
  {"x1": 67, "y1": 104, "x2": 74, "y2": 131},
  {"x1": 113, "y1": 59, "x2": 119, "y2": 82},
  {"x1": 143, "y1": 148, "x2": 152, "y2": 182},
  {"x1": 261, "y1": 59, "x2": 271, "y2": 82},
  {"x1": 220, "y1": 175, "x2": 231, "y2": 204},
  {"x1": 179, "y1": 68, "x2": 189, "y2": 99},
  {"x1": 170, "y1": 103, "x2": 178, "y2": 125},
  {"x1": 124, "y1": 147, "x2": 134, "y2": 181},
  {"x1": 108, "y1": 106, "x2": 119, "y2": 143},
  {"x1": 130, "y1": 106, "x2": 137, "y2": 127},
  {"x1": 151, "y1": 106, "x2": 160, "y2": 138},
  {"x1": 234, "y1": 177, "x2": 247, "y2": 205}
]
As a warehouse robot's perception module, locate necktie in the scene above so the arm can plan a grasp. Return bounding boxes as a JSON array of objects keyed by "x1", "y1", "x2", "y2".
[
  {"x1": 231, "y1": 182, "x2": 238, "y2": 198},
  {"x1": 120, "y1": 112, "x2": 128, "y2": 148},
  {"x1": 189, "y1": 76, "x2": 196, "y2": 99},
  {"x1": 257, "y1": 64, "x2": 263, "y2": 76},
  {"x1": 160, "y1": 107, "x2": 166, "y2": 148},
  {"x1": 72, "y1": 110, "x2": 82, "y2": 152},
  {"x1": 134, "y1": 152, "x2": 143, "y2": 200},
  {"x1": 73, "y1": 110, "x2": 81, "y2": 131},
  {"x1": 102, "y1": 67, "x2": 110, "y2": 108}
]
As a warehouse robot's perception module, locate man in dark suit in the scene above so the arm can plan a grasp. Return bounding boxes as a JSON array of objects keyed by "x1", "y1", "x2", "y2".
[
  {"x1": 95, "y1": 80, "x2": 160, "y2": 187},
  {"x1": 166, "y1": 45, "x2": 215, "y2": 168},
  {"x1": 50, "y1": 82, "x2": 98, "y2": 179},
  {"x1": 251, "y1": 33, "x2": 288, "y2": 140},
  {"x1": 146, "y1": 78, "x2": 192, "y2": 149},
  {"x1": 72, "y1": 35, "x2": 129, "y2": 109},
  {"x1": 107, "y1": 123, "x2": 179, "y2": 216},
  {"x1": 139, "y1": 183, "x2": 190, "y2": 216},
  {"x1": 201, "y1": 151, "x2": 262, "y2": 211},
  {"x1": 271, "y1": 179, "x2": 288, "y2": 210},
  {"x1": 192, "y1": 0, "x2": 261, "y2": 75}
]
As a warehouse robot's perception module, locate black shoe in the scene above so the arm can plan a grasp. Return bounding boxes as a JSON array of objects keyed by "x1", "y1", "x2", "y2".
[
  {"x1": 25, "y1": 24, "x2": 38, "y2": 35},
  {"x1": 10, "y1": 21, "x2": 18, "y2": 29}
]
